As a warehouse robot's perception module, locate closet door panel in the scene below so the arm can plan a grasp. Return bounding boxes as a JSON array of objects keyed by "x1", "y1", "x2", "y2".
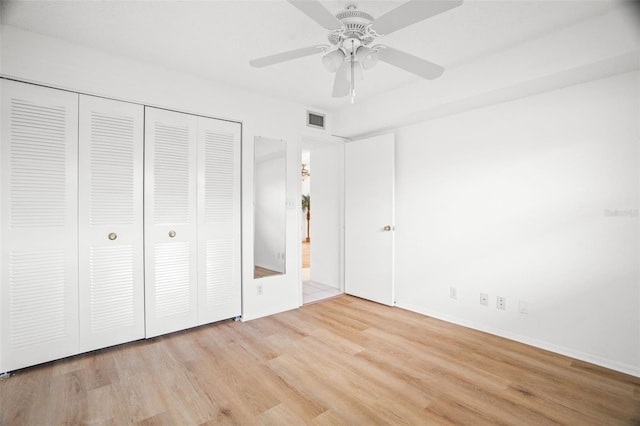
[
  {"x1": 197, "y1": 118, "x2": 241, "y2": 324},
  {"x1": 78, "y1": 95, "x2": 144, "y2": 352},
  {"x1": 1, "y1": 80, "x2": 79, "y2": 372},
  {"x1": 144, "y1": 107, "x2": 198, "y2": 338}
]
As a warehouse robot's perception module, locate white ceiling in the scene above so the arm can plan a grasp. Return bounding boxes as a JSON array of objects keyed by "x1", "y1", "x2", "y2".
[{"x1": 0, "y1": 0, "x2": 629, "y2": 111}]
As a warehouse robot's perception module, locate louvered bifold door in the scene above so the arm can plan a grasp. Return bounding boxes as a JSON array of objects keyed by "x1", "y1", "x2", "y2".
[
  {"x1": 144, "y1": 107, "x2": 198, "y2": 338},
  {"x1": 0, "y1": 80, "x2": 79, "y2": 372},
  {"x1": 196, "y1": 117, "x2": 241, "y2": 325},
  {"x1": 78, "y1": 95, "x2": 144, "y2": 352}
]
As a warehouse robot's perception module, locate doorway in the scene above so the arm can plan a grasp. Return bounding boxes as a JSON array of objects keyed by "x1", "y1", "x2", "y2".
[{"x1": 299, "y1": 139, "x2": 345, "y2": 305}]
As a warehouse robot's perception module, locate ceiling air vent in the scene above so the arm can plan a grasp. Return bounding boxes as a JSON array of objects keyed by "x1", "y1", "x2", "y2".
[{"x1": 307, "y1": 111, "x2": 325, "y2": 130}]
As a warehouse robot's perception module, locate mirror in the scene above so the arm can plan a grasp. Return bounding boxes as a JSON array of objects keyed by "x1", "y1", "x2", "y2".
[{"x1": 254, "y1": 137, "x2": 287, "y2": 279}]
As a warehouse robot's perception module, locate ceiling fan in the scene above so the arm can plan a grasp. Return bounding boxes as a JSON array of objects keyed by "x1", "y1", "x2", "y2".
[{"x1": 249, "y1": 0, "x2": 463, "y2": 103}]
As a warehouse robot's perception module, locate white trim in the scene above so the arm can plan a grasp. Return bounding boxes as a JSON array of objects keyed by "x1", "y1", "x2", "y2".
[{"x1": 241, "y1": 302, "x2": 299, "y2": 322}]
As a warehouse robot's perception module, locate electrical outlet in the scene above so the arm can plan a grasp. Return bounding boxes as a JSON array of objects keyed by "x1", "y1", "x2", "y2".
[
  {"x1": 257, "y1": 284, "x2": 263, "y2": 296},
  {"x1": 480, "y1": 293, "x2": 489, "y2": 306},
  {"x1": 519, "y1": 300, "x2": 529, "y2": 314},
  {"x1": 497, "y1": 296, "x2": 506, "y2": 310},
  {"x1": 450, "y1": 287, "x2": 458, "y2": 300}
]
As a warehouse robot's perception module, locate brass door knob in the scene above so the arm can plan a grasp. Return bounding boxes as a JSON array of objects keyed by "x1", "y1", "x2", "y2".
[
  {"x1": 168, "y1": 230, "x2": 176, "y2": 238},
  {"x1": 108, "y1": 232, "x2": 117, "y2": 240},
  {"x1": 383, "y1": 226, "x2": 392, "y2": 231}
]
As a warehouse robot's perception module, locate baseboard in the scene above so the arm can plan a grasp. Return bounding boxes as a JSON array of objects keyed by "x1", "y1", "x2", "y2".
[
  {"x1": 241, "y1": 302, "x2": 299, "y2": 322},
  {"x1": 397, "y1": 302, "x2": 640, "y2": 379}
]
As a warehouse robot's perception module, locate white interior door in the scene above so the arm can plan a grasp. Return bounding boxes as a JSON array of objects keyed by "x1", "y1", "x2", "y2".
[
  {"x1": 1, "y1": 80, "x2": 79, "y2": 371},
  {"x1": 196, "y1": 117, "x2": 241, "y2": 324},
  {"x1": 144, "y1": 107, "x2": 198, "y2": 338},
  {"x1": 78, "y1": 95, "x2": 144, "y2": 352},
  {"x1": 344, "y1": 133, "x2": 395, "y2": 306}
]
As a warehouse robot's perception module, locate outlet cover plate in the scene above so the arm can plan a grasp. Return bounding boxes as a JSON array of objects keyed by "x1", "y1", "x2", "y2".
[
  {"x1": 480, "y1": 293, "x2": 489, "y2": 306},
  {"x1": 519, "y1": 300, "x2": 529, "y2": 314},
  {"x1": 497, "y1": 296, "x2": 506, "y2": 310}
]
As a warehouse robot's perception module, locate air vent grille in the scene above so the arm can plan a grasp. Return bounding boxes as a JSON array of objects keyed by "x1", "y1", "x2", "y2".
[{"x1": 307, "y1": 111, "x2": 325, "y2": 130}]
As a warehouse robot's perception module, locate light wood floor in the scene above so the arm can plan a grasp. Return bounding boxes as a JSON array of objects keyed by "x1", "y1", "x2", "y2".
[
  {"x1": 302, "y1": 241, "x2": 310, "y2": 268},
  {"x1": 2, "y1": 295, "x2": 639, "y2": 425},
  {"x1": 254, "y1": 266, "x2": 280, "y2": 279}
]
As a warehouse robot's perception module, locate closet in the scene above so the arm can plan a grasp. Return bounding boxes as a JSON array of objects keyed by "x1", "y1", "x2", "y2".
[
  {"x1": 0, "y1": 79, "x2": 241, "y2": 372},
  {"x1": 144, "y1": 107, "x2": 241, "y2": 337}
]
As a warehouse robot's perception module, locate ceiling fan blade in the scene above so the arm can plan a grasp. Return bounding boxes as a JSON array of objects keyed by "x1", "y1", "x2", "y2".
[
  {"x1": 332, "y1": 61, "x2": 350, "y2": 98},
  {"x1": 371, "y1": 0, "x2": 463, "y2": 36},
  {"x1": 249, "y1": 45, "x2": 325, "y2": 68},
  {"x1": 377, "y1": 46, "x2": 444, "y2": 80},
  {"x1": 287, "y1": 0, "x2": 343, "y2": 30}
]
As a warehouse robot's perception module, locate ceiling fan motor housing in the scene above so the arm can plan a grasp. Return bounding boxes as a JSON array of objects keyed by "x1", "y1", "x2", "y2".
[{"x1": 328, "y1": 4, "x2": 376, "y2": 47}]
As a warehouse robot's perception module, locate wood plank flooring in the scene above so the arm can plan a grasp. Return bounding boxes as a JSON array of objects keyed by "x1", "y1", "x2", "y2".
[
  {"x1": 254, "y1": 266, "x2": 280, "y2": 279},
  {"x1": 1, "y1": 295, "x2": 639, "y2": 425},
  {"x1": 302, "y1": 241, "x2": 310, "y2": 268}
]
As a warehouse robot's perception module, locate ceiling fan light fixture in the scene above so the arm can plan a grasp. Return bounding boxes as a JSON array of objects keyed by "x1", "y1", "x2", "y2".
[
  {"x1": 356, "y1": 46, "x2": 379, "y2": 70},
  {"x1": 322, "y1": 49, "x2": 345, "y2": 72}
]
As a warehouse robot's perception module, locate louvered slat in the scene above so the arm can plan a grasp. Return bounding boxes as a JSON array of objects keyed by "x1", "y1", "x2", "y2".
[
  {"x1": 88, "y1": 246, "x2": 135, "y2": 332},
  {"x1": 9, "y1": 250, "x2": 67, "y2": 348},
  {"x1": 154, "y1": 242, "x2": 191, "y2": 318},
  {"x1": 204, "y1": 130, "x2": 235, "y2": 223},
  {"x1": 153, "y1": 123, "x2": 191, "y2": 225},
  {"x1": 205, "y1": 239, "x2": 234, "y2": 308},
  {"x1": 89, "y1": 111, "x2": 136, "y2": 226},
  {"x1": 9, "y1": 100, "x2": 67, "y2": 228}
]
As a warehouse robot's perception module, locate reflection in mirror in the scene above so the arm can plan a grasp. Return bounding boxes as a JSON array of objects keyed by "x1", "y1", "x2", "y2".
[{"x1": 254, "y1": 137, "x2": 287, "y2": 279}]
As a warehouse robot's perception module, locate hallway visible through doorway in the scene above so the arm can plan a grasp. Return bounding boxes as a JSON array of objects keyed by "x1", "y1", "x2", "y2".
[
  {"x1": 301, "y1": 146, "x2": 342, "y2": 304},
  {"x1": 302, "y1": 223, "x2": 340, "y2": 304}
]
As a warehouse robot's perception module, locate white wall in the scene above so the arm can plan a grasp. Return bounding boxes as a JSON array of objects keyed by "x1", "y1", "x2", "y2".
[
  {"x1": 0, "y1": 25, "x2": 320, "y2": 321},
  {"x1": 394, "y1": 71, "x2": 639, "y2": 376},
  {"x1": 309, "y1": 144, "x2": 345, "y2": 290}
]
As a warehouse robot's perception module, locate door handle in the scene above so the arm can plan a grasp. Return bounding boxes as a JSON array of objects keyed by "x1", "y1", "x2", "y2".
[
  {"x1": 168, "y1": 230, "x2": 176, "y2": 238},
  {"x1": 383, "y1": 225, "x2": 392, "y2": 231}
]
